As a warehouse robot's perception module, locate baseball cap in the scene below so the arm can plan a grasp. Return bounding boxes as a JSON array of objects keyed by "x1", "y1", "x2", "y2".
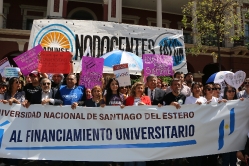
[{"x1": 29, "y1": 70, "x2": 40, "y2": 77}]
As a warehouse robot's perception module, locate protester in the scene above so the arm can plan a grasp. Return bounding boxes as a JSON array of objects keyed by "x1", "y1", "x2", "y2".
[
  {"x1": 119, "y1": 86, "x2": 129, "y2": 99},
  {"x1": 125, "y1": 82, "x2": 151, "y2": 106},
  {"x1": 161, "y1": 82, "x2": 168, "y2": 90},
  {"x1": 85, "y1": 86, "x2": 104, "y2": 107},
  {"x1": 157, "y1": 78, "x2": 162, "y2": 88},
  {"x1": 144, "y1": 74, "x2": 165, "y2": 106},
  {"x1": 1, "y1": 77, "x2": 25, "y2": 105},
  {"x1": 238, "y1": 78, "x2": 249, "y2": 98},
  {"x1": 59, "y1": 73, "x2": 85, "y2": 109},
  {"x1": 22, "y1": 71, "x2": 47, "y2": 107},
  {"x1": 102, "y1": 78, "x2": 125, "y2": 107},
  {"x1": 28, "y1": 78, "x2": 63, "y2": 105},
  {"x1": 0, "y1": 82, "x2": 7, "y2": 99},
  {"x1": 185, "y1": 72, "x2": 194, "y2": 88},
  {"x1": 185, "y1": 82, "x2": 206, "y2": 105},
  {"x1": 213, "y1": 83, "x2": 222, "y2": 99},
  {"x1": 203, "y1": 84, "x2": 218, "y2": 103},
  {"x1": 25, "y1": 75, "x2": 32, "y2": 84},
  {"x1": 85, "y1": 88, "x2": 92, "y2": 99},
  {"x1": 163, "y1": 78, "x2": 186, "y2": 109},
  {"x1": 51, "y1": 73, "x2": 64, "y2": 89},
  {"x1": 166, "y1": 72, "x2": 191, "y2": 97}
]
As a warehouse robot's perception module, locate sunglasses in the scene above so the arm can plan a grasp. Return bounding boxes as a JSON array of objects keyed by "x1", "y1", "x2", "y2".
[
  {"x1": 206, "y1": 88, "x2": 214, "y2": 91},
  {"x1": 43, "y1": 82, "x2": 51, "y2": 86},
  {"x1": 244, "y1": 82, "x2": 249, "y2": 85},
  {"x1": 227, "y1": 90, "x2": 235, "y2": 93},
  {"x1": 120, "y1": 87, "x2": 128, "y2": 89},
  {"x1": 213, "y1": 88, "x2": 221, "y2": 90},
  {"x1": 161, "y1": 84, "x2": 168, "y2": 87}
]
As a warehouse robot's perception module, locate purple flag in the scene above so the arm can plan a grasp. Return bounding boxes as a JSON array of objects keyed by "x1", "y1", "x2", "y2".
[
  {"x1": 143, "y1": 54, "x2": 173, "y2": 77},
  {"x1": 79, "y1": 57, "x2": 104, "y2": 89},
  {"x1": 13, "y1": 45, "x2": 43, "y2": 76}
]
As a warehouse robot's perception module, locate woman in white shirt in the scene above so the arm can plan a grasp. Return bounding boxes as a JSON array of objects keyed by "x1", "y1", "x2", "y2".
[
  {"x1": 185, "y1": 82, "x2": 207, "y2": 105},
  {"x1": 203, "y1": 84, "x2": 219, "y2": 103}
]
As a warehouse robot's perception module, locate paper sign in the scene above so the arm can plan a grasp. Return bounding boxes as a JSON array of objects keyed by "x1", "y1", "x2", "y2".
[
  {"x1": 143, "y1": 54, "x2": 173, "y2": 77},
  {"x1": 0, "y1": 57, "x2": 11, "y2": 75},
  {"x1": 4, "y1": 67, "x2": 20, "y2": 78},
  {"x1": 38, "y1": 51, "x2": 71, "y2": 74},
  {"x1": 13, "y1": 45, "x2": 43, "y2": 76},
  {"x1": 224, "y1": 71, "x2": 246, "y2": 89},
  {"x1": 79, "y1": 57, "x2": 104, "y2": 89},
  {"x1": 113, "y1": 63, "x2": 131, "y2": 87}
]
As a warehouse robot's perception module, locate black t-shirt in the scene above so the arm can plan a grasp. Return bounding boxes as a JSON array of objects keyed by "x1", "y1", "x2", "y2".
[
  {"x1": 23, "y1": 83, "x2": 41, "y2": 102},
  {"x1": 163, "y1": 92, "x2": 186, "y2": 105}
]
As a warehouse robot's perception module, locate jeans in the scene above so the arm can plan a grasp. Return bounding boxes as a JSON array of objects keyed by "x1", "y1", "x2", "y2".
[
  {"x1": 222, "y1": 152, "x2": 237, "y2": 166},
  {"x1": 124, "y1": 162, "x2": 146, "y2": 166}
]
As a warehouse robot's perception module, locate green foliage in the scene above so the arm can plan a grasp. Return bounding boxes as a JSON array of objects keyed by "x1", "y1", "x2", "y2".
[
  {"x1": 182, "y1": 0, "x2": 244, "y2": 56},
  {"x1": 158, "y1": 76, "x2": 172, "y2": 84}
]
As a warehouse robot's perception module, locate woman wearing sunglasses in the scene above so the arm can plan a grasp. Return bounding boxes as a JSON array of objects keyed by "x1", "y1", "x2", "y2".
[
  {"x1": 1, "y1": 77, "x2": 25, "y2": 105},
  {"x1": 203, "y1": 84, "x2": 219, "y2": 103},
  {"x1": 213, "y1": 83, "x2": 223, "y2": 100}
]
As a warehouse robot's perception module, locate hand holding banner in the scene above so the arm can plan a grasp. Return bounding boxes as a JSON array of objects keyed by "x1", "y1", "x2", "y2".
[
  {"x1": 13, "y1": 45, "x2": 43, "y2": 76},
  {"x1": 143, "y1": 54, "x2": 173, "y2": 77},
  {"x1": 38, "y1": 51, "x2": 71, "y2": 74},
  {"x1": 79, "y1": 57, "x2": 104, "y2": 89},
  {"x1": 113, "y1": 63, "x2": 131, "y2": 87}
]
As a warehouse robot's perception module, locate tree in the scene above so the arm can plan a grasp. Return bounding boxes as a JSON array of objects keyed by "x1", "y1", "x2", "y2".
[{"x1": 182, "y1": 0, "x2": 244, "y2": 71}]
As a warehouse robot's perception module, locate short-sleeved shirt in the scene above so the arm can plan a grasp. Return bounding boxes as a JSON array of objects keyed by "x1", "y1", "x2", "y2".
[
  {"x1": 107, "y1": 94, "x2": 124, "y2": 106},
  {"x1": 59, "y1": 85, "x2": 85, "y2": 105},
  {"x1": 185, "y1": 96, "x2": 207, "y2": 104},
  {"x1": 23, "y1": 83, "x2": 41, "y2": 102},
  {"x1": 163, "y1": 92, "x2": 186, "y2": 105}
]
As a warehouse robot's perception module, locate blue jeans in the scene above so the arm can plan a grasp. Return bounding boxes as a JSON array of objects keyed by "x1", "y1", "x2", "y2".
[
  {"x1": 222, "y1": 152, "x2": 237, "y2": 166},
  {"x1": 124, "y1": 162, "x2": 146, "y2": 166}
]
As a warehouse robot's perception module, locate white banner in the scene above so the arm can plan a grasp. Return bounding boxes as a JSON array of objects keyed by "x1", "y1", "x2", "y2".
[
  {"x1": 28, "y1": 19, "x2": 187, "y2": 73},
  {"x1": 0, "y1": 100, "x2": 248, "y2": 161}
]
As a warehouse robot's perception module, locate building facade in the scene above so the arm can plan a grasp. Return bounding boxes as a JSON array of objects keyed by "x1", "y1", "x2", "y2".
[{"x1": 0, "y1": 0, "x2": 249, "y2": 83}]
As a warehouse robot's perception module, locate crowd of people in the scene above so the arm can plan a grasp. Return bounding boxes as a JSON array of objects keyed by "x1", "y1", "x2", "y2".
[{"x1": 0, "y1": 69, "x2": 248, "y2": 166}]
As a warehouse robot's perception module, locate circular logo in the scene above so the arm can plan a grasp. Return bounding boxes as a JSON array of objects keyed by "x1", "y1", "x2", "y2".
[
  {"x1": 178, "y1": 99, "x2": 183, "y2": 105},
  {"x1": 33, "y1": 24, "x2": 75, "y2": 54},
  {"x1": 154, "y1": 32, "x2": 186, "y2": 71}
]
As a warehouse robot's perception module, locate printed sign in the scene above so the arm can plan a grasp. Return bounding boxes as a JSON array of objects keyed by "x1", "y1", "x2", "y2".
[
  {"x1": 143, "y1": 54, "x2": 173, "y2": 77},
  {"x1": 0, "y1": 100, "x2": 248, "y2": 161},
  {"x1": 79, "y1": 57, "x2": 104, "y2": 89},
  {"x1": 13, "y1": 45, "x2": 43, "y2": 76},
  {"x1": 28, "y1": 20, "x2": 187, "y2": 73},
  {"x1": 113, "y1": 63, "x2": 131, "y2": 87},
  {"x1": 38, "y1": 51, "x2": 71, "y2": 74},
  {"x1": 3, "y1": 67, "x2": 20, "y2": 78},
  {"x1": 0, "y1": 57, "x2": 10, "y2": 75},
  {"x1": 225, "y1": 71, "x2": 246, "y2": 89}
]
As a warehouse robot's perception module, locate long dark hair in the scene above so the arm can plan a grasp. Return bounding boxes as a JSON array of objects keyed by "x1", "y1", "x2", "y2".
[
  {"x1": 105, "y1": 78, "x2": 121, "y2": 105},
  {"x1": 7, "y1": 77, "x2": 20, "y2": 96},
  {"x1": 223, "y1": 86, "x2": 237, "y2": 100}
]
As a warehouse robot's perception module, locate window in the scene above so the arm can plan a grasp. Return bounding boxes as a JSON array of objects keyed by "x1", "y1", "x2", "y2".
[
  {"x1": 26, "y1": 19, "x2": 33, "y2": 30},
  {"x1": 245, "y1": 22, "x2": 249, "y2": 43},
  {"x1": 183, "y1": 33, "x2": 193, "y2": 44}
]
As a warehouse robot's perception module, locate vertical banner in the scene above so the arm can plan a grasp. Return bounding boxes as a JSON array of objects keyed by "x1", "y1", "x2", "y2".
[
  {"x1": 79, "y1": 57, "x2": 104, "y2": 89},
  {"x1": 13, "y1": 45, "x2": 43, "y2": 76},
  {"x1": 0, "y1": 57, "x2": 11, "y2": 75},
  {"x1": 38, "y1": 51, "x2": 71, "y2": 74},
  {"x1": 113, "y1": 63, "x2": 131, "y2": 87},
  {"x1": 143, "y1": 54, "x2": 173, "y2": 77}
]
